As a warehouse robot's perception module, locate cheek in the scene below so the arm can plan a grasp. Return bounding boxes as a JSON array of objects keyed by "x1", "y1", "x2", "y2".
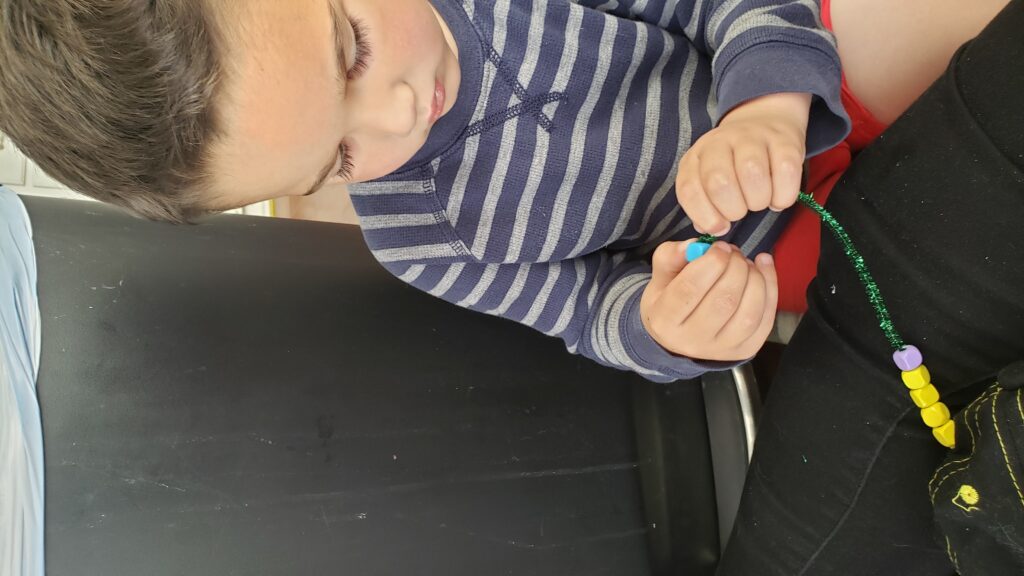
[
  {"x1": 355, "y1": 137, "x2": 426, "y2": 182},
  {"x1": 380, "y1": 2, "x2": 441, "y2": 58}
]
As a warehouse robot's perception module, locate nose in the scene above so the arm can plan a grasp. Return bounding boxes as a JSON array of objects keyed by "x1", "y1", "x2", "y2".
[{"x1": 348, "y1": 81, "x2": 418, "y2": 138}]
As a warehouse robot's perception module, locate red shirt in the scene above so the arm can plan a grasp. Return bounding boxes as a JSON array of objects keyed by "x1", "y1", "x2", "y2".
[{"x1": 773, "y1": 0, "x2": 890, "y2": 312}]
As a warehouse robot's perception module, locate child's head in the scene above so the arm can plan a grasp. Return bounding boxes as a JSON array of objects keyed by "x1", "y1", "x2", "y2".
[{"x1": 0, "y1": 0, "x2": 460, "y2": 222}]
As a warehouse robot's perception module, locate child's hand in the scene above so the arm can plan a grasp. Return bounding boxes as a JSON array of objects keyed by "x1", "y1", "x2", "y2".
[
  {"x1": 640, "y1": 240, "x2": 777, "y2": 362},
  {"x1": 676, "y1": 93, "x2": 812, "y2": 236}
]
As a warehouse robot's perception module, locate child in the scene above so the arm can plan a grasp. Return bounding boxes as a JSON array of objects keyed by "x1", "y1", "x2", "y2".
[
  {"x1": 0, "y1": 0, "x2": 1003, "y2": 382},
  {"x1": 0, "y1": 0, "x2": 851, "y2": 382}
]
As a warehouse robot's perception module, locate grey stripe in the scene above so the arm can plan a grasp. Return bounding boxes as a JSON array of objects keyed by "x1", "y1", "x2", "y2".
[
  {"x1": 630, "y1": 0, "x2": 650, "y2": 17},
  {"x1": 446, "y1": 60, "x2": 498, "y2": 226},
  {"x1": 488, "y1": 263, "x2": 532, "y2": 316},
  {"x1": 565, "y1": 25, "x2": 651, "y2": 255},
  {"x1": 607, "y1": 29, "x2": 674, "y2": 242},
  {"x1": 594, "y1": 273, "x2": 660, "y2": 376},
  {"x1": 399, "y1": 264, "x2": 426, "y2": 283},
  {"x1": 468, "y1": 122, "x2": 522, "y2": 257},
  {"x1": 707, "y1": 0, "x2": 745, "y2": 48},
  {"x1": 523, "y1": 264, "x2": 562, "y2": 327},
  {"x1": 457, "y1": 264, "x2": 500, "y2": 307},
  {"x1": 595, "y1": 0, "x2": 619, "y2": 12},
  {"x1": 648, "y1": 212, "x2": 693, "y2": 250},
  {"x1": 739, "y1": 211, "x2": 781, "y2": 254},
  {"x1": 683, "y1": 0, "x2": 706, "y2": 39},
  {"x1": 565, "y1": 255, "x2": 609, "y2": 351},
  {"x1": 585, "y1": 251, "x2": 627, "y2": 315},
  {"x1": 608, "y1": 276, "x2": 663, "y2": 377},
  {"x1": 348, "y1": 180, "x2": 428, "y2": 196},
  {"x1": 623, "y1": 46, "x2": 698, "y2": 242},
  {"x1": 537, "y1": 17, "x2": 619, "y2": 261},
  {"x1": 599, "y1": 273, "x2": 648, "y2": 350},
  {"x1": 658, "y1": 0, "x2": 680, "y2": 29},
  {"x1": 713, "y1": 2, "x2": 832, "y2": 55},
  {"x1": 372, "y1": 243, "x2": 459, "y2": 263},
  {"x1": 582, "y1": 252, "x2": 626, "y2": 357},
  {"x1": 547, "y1": 257, "x2": 589, "y2": 337},
  {"x1": 470, "y1": 0, "x2": 547, "y2": 257},
  {"x1": 505, "y1": 6, "x2": 584, "y2": 263},
  {"x1": 428, "y1": 263, "x2": 467, "y2": 297},
  {"x1": 360, "y1": 213, "x2": 438, "y2": 230},
  {"x1": 461, "y1": 0, "x2": 474, "y2": 20},
  {"x1": 618, "y1": 44, "x2": 700, "y2": 241}
]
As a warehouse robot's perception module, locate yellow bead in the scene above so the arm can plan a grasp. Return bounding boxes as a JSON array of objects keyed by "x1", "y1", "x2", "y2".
[
  {"x1": 921, "y1": 402, "x2": 951, "y2": 428},
  {"x1": 902, "y1": 365, "x2": 931, "y2": 390},
  {"x1": 933, "y1": 420, "x2": 956, "y2": 448},
  {"x1": 909, "y1": 384, "x2": 940, "y2": 408}
]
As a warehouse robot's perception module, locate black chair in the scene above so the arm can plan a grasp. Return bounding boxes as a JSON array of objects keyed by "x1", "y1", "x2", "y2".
[{"x1": 21, "y1": 194, "x2": 759, "y2": 575}]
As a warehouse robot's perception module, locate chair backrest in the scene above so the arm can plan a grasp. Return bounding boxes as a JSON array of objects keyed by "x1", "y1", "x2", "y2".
[{"x1": 23, "y1": 195, "x2": 725, "y2": 576}]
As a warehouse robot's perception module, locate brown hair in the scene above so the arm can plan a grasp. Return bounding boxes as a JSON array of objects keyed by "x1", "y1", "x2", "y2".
[{"x1": 0, "y1": 0, "x2": 228, "y2": 222}]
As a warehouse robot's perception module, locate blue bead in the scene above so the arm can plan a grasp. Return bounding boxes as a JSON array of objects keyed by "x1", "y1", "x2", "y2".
[{"x1": 686, "y1": 242, "x2": 712, "y2": 262}]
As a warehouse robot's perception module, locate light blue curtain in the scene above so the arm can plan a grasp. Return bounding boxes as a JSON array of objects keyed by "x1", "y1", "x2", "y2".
[{"x1": 0, "y1": 187, "x2": 43, "y2": 576}]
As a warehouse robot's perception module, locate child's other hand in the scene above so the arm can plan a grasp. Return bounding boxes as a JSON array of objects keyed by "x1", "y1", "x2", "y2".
[
  {"x1": 640, "y1": 240, "x2": 777, "y2": 362},
  {"x1": 676, "y1": 92, "x2": 812, "y2": 236}
]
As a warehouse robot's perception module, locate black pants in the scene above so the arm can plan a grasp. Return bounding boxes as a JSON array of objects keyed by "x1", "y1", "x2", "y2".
[{"x1": 717, "y1": 2, "x2": 1024, "y2": 574}]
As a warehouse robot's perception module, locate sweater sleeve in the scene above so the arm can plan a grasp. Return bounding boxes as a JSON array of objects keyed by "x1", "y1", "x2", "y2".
[
  {"x1": 378, "y1": 253, "x2": 738, "y2": 383},
  {"x1": 577, "y1": 0, "x2": 850, "y2": 155},
  {"x1": 682, "y1": 0, "x2": 849, "y2": 154}
]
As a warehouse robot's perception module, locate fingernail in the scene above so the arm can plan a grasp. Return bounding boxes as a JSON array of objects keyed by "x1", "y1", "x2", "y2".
[
  {"x1": 713, "y1": 224, "x2": 731, "y2": 236},
  {"x1": 712, "y1": 242, "x2": 731, "y2": 253},
  {"x1": 757, "y1": 253, "x2": 774, "y2": 266}
]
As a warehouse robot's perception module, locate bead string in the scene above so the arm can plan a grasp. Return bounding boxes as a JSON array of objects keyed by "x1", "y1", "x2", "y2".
[{"x1": 691, "y1": 193, "x2": 955, "y2": 448}]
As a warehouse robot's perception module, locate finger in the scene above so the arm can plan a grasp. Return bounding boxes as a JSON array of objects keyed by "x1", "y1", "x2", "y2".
[
  {"x1": 683, "y1": 247, "x2": 750, "y2": 335},
  {"x1": 677, "y1": 156, "x2": 728, "y2": 236},
  {"x1": 768, "y1": 140, "x2": 804, "y2": 211},
  {"x1": 659, "y1": 241, "x2": 734, "y2": 322},
  {"x1": 699, "y1": 143, "x2": 747, "y2": 229},
  {"x1": 715, "y1": 260, "x2": 767, "y2": 348},
  {"x1": 734, "y1": 142, "x2": 772, "y2": 212},
  {"x1": 736, "y1": 252, "x2": 779, "y2": 357},
  {"x1": 649, "y1": 240, "x2": 695, "y2": 294}
]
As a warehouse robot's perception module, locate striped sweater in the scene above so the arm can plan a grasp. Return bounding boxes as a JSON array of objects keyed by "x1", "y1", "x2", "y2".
[{"x1": 349, "y1": 0, "x2": 849, "y2": 382}]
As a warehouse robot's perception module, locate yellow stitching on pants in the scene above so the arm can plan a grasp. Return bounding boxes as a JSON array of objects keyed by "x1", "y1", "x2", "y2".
[
  {"x1": 993, "y1": 391, "x2": 1024, "y2": 508},
  {"x1": 930, "y1": 390, "x2": 993, "y2": 500},
  {"x1": 945, "y1": 535, "x2": 960, "y2": 572},
  {"x1": 1018, "y1": 389, "x2": 1023, "y2": 427},
  {"x1": 929, "y1": 386, "x2": 996, "y2": 487},
  {"x1": 931, "y1": 391, "x2": 994, "y2": 502}
]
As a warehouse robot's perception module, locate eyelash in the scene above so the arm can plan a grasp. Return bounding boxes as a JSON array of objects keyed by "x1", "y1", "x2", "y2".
[
  {"x1": 347, "y1": 18, "x2": 371, "y2": 81},
  {"x1": 336, "y1": 142, "x2": 355, "y2": 180},
  {"x1": 336, "y1": 18, "x2": 370, "y2": 180}
]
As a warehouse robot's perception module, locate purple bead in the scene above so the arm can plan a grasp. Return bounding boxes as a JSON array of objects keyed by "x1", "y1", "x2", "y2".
[{"x1": 893, "y1": 345, "x2": 923, "y2": 371}]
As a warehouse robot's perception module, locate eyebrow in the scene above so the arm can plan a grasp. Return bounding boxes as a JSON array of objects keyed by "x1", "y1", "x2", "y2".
[{"x1": 305, "y1": 2, "x2": 349, "y2": 197}]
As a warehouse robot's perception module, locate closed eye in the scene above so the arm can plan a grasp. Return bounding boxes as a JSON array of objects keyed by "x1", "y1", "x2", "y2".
[
  {"x1": 335, "y1": 141, "x2": 355, "y2": 180},
  {"x1": 346, "y1": 17, "x2": 371, "y2": 80},
  {"x1": 321, "y1": 8, "x2": 371, "y2": 186}
]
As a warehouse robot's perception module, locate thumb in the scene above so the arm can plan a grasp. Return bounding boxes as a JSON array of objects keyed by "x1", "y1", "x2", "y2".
[{"x1": 649, "y1": 240, "x2": 693, "y2": 294}]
